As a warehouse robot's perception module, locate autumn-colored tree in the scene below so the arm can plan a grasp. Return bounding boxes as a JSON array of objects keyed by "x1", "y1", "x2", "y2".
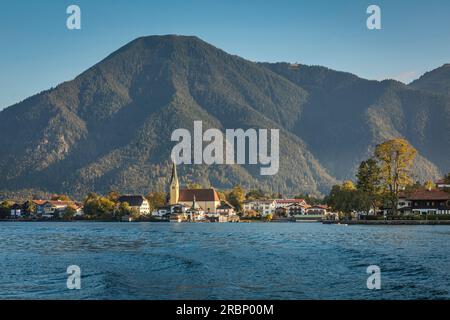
[
  {"x1": 216, "y1": 190, "x2": 228, "y2": 202},
  {"x1": 227, "y1": 185, "x2": 246, "y2": 211},
  {"x1": 424, "y1": 180, "x2": 435, "y2": 191},
  {"x1": 107, "y1": 191, "x2": 120, "y2": 202},
  {"x1": 115, "y1": 201, "x2": 134, "y2": 219},
  {"x1": 245, "y1": 189, "x2": 267, "y2": 200},
  {"x1": 62, "y1": 205, "x2": 77, "y2": 220},
  {"x1": 146, "y1": 191, "x2": 167, "y2": 211},
  {"x1": 374, "y1": 138, "x2": 417, "y2": 214},
  {"x1": 342, "y1": 180, "x2": 356, "y2": 191},
  {"x1": 83, "y1": 194, "x2": 115, "y2": 220}
]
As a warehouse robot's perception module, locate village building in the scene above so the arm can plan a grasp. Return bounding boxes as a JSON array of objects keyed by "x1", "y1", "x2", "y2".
[
  {"x1": 408, "y1": 189, "x2": 450, "y2": 215},
  {"x1": 285, "y1": 202, "x2": 310, "y2": 217},
  {"x1": 167, "y1": 160, "x2": 221, "y2": 215},
  {"x1": 40, "y1": 200, "x2": 83, "y2": 218},
  {"x1": 274, "y1": 198, "x2": 308, "y2": 209},
  {"x1": 216, "y1": 200, "x2": 239, "y2": 222},
  {"x1": 306, "y1": 205, "x2": 330, "y2": 216},
  {"x1": 10, "y1": 203, "x2": 22, "y2": 218},
  {"x1": 243, "y1": 200, "x2": 275, "y2": 216},
  {"x1": 117, "y1": 195, "x2": 150, "y2": 215}
]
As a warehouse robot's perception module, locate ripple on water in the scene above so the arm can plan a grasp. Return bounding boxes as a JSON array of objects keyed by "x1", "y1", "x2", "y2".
[{"x1": 0, "y1": 222, "x2": 449, "y2": 299}]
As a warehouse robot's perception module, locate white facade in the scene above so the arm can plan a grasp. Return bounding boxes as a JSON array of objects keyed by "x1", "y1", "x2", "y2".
[{"x1": 243, "y1": 200, "x2": 275, "y2": 216}]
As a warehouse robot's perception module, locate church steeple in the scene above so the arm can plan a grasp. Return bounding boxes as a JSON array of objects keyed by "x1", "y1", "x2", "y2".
[{"x1": 169, "y1": 159, "x2": 179, "y2": 205}]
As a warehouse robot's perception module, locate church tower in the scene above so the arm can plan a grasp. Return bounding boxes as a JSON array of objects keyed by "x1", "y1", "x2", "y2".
[{"x1": 169, "y1": 160, "x2": 179, "y2": 205}]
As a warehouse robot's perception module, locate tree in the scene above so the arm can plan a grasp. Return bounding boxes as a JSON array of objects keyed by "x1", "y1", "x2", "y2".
[
  {"x1": 227, "y1": 185, "x2": 246, "y2": 211},
  {"x1": 0, "y1": 201, "x2": 15, "y2": 219},
  {"x1": 22, "y1": 200, "x2": 37, "y2": 216},
  {"x1": 62, "y1": 206, "x2": 77, "y2": 221},
  {"x1": 146, "y1": 192, "x2": 167, "y2": 211},
  {"x1": 356, "y1": 158, "x2": 382, "y2": 214},
  {"x1": 115, "y1": 201, "x2": 134, "y2": 219},
  {"x1": 325, "y1": 184, "x2": 370, "y2": 219},
  {"x1": 342, "y1": 180, "x2": 356, "y2": 191},
  {"x1": 424, "y1": 180, "x2": 435, "y2": 191},
  {"x1": 245, "y1": 189, "x2": 267, "y2": 200},
  {"x1": 374, "y1": 138, "x2": 417, "y2": 214},
  {"x1": 83, "y1": 194, "x2": 115, "y2": 220},
  {"x1": 107, "y1": 191, "x2": 120, "y2": 202},
  {"x1": 216, "y1": 190, "x2": 228, "y2": 201}
]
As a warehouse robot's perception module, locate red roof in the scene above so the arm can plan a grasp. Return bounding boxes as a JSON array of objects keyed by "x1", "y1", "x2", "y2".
[
  {"x1": 408, "y1": 189, "x2": 450, "y2": 201},
  {"x1": 179, "y1": 188, "x2": 220, "y2": 202}
]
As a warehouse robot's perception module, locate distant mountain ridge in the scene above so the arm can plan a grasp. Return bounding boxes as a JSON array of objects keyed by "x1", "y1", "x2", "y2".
[{"x1": 0, "y1": 35, "x2": 448, "y2": 198}]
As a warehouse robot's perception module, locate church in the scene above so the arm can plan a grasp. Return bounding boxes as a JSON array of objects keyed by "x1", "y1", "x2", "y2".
[{"x1": 168, "y1": 161, "x2": 221, "y2": 214}]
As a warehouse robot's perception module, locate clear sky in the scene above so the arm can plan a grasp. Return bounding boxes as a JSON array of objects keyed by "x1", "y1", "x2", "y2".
[{"x1": 1, "y1": 0, "x2": 450, "y2": 109}]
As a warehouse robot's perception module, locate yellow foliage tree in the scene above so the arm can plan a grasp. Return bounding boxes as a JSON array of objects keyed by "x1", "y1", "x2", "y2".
[
  {"x1": 342, "y1": 180, "x2": 356, "y2": 191},
  {"x1": 374, "y1": 138, "x2": 417, "y2": 214}
]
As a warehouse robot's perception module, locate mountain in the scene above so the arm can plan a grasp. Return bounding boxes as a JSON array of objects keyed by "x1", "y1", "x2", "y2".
[
  {"x1": 0, "y1": 35, "x2": 448, "y2": 199},
  {"x1": 262, "y1": 63, "x2": 449, "y2": 181},
  {"x1": 410, "y1": 64, "x2": 450, "y2": 95}
]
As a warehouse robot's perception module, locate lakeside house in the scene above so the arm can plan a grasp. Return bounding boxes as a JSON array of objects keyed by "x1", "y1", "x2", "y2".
[
  {"x1": 389, "y1": 189, "x2": 450, "y2": 215},
  {"x1": 243, "y1": 200, "x2": 276, "y2": 216},
  {"x1": 117, "y1": 195, "x2": 151, "y2": 215},
  {"x1": 4, "y1": 199, "x2": 84, "y2": 219},
  {"x1": 243, "y1": 198, "x2": 310, "y2": 217},
  {"x1": 306, "y1": 205, "x2": 330, "y2": 216},
  {"x1": 10, "y1": 203, "x2": 22, "y2": 218}
]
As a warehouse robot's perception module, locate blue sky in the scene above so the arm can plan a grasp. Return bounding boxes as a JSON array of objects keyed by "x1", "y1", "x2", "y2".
[{"x1": 1, "y1": 0, "x2": 450, "y2": 109}]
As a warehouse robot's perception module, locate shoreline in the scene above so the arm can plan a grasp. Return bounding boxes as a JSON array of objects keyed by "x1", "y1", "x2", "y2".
[
  {"x1": 2, "y1": 219, "x2": 450, "y2": 225},
  {"x1": 322, "y1": 220, "x2": 450, "y2": 225}
]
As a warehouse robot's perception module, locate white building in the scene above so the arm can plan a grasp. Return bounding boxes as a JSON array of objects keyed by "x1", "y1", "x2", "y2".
[
  {"x1": 117, "y1": 195, "x2": 150, "y2": 215},
  {"x1": 243, "y1": 200, "x2": 276, "y2": 216}
]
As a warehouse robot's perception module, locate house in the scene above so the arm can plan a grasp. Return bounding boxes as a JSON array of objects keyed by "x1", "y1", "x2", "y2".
[
  {"x1": 10, "y1": 203, "x2": 22, "y2": 218},
  {"x1": 306, "y1": 205, "x2": 330, "y2": 216},
  {"x1": 408, "y1": 189, "x2": 450, "y2": 215},
  {"x1": 436, "y1": 179, "x2": 450, "y2": 189},
  {"x1": 117, "y1": 195, "x2": 150, "y2": 215},
  {"x1": 286, "y1": 203, "x2": 310, "y2": 217},
  {"x1": 275, "y1": 199, "x2": 308, "y2": 208},
  {"x1": 397, "y1": 195, "x2": 413, "y2": 214},
  {"x1": 216, "y1": 201, "x2": 239, "y2": 222},
  {"x1": 32, "y1": 200, "x2": 47, "y2": 216},
  {"x1": 216, "y1": 201, "x2": 236, "y2": 216},
  {"x1": 41, "y1": 200, "x2": 83, "y2": 218},
  {"x1": 243, "y1": 200, "x2": 276, "y2": 216}
]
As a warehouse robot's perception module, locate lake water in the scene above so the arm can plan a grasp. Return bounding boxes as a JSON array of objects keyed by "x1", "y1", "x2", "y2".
[{"x1": 0, "y1": 222, "x2": 449, "y2": 300}]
